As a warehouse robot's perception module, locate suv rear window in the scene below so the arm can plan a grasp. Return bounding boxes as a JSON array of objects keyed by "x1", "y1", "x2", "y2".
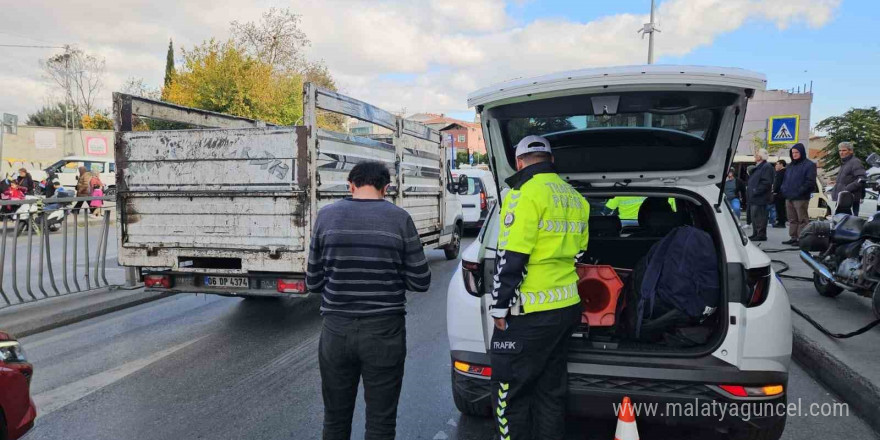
[{"x1": 490, "y1": 91, "x2": 736, "y2": 174}]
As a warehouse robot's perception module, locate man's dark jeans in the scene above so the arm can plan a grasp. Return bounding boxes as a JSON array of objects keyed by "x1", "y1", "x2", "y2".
[{"x1": 320, "y1": 314, "x2": 406, "y2": 440}]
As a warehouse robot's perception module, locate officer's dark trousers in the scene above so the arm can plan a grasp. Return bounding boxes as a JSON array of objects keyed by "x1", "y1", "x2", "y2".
[
  {"x1": 320, "y1": 314, "x2": 406, "y2": 440},
  {"x1": 490, "y1": 304, "x2": 582, "y2": 440}
]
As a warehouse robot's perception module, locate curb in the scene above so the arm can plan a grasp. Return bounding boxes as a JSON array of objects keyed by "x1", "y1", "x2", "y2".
[
  {"x1": 791, "y1": 321, "x2": 880, "y2": 434},
  {"x1": 0, "y1": 287, "x2": 173, "y2": 338}
]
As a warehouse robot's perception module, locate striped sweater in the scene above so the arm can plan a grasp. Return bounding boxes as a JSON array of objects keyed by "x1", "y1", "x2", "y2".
[{"x1": 306, "y1": 198, "x2": 432, "y2": 316}]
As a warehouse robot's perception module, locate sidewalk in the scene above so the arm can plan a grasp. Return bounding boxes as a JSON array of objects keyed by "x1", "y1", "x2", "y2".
[
  {"x1": 757, "y1": 225, "x2": 880, "y2": 433},
  {"x1": 0, "y1": 285, "x2": 170, "y2": 338}
]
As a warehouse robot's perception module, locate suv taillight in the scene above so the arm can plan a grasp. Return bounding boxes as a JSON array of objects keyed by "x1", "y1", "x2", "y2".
[
  {"x1": 480, "y1": 191, "x2": 487, "y2": 211},
  {"x1": 745, "y1": 266, "x2": 771, "y2": 307},
  {"x1": 462, "y1": 260, "x2": 483, "y2": 297}
]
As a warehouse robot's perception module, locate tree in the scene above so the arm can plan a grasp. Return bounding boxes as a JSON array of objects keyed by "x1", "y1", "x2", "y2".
[
  {"x1": 162, "y1": 40, "x2": 303, "y2": 125},
  {"x1": 816, "y1": 108, "x2": 880, "y2": 170},
  {"x1": 230, "y1": 7, "x2": 309, "y2": 71},
  {"x1": 163, "y1": 39, "x2": 176, "y2": 92},
  {"x1": 26, "y1": 103, "x2": 80, "y2": 128},
  {"x1": 81, "y1": 112, "x2": 113, "y2": 130},
  {"x1": 41, "y1": 46, "x2": 106, "y2": 124}
]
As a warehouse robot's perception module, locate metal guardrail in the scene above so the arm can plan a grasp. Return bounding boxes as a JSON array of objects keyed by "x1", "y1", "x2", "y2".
[{"x1": 0, "y1": 195, "x2": 117, "y2": 310}]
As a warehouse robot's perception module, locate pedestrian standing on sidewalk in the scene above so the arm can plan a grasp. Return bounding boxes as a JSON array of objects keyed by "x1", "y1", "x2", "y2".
[
  {"x1": 780, "y1": 143, "x2": 817, "y2": 245},
  {"x1": 772, "y1": 160, "x2": 788, "y2": 228},
  {"x1": 747, "y1": 149, "x2": 774, "y2": 242},
  {"x1": 306, "y1": 161, "x2": 431, "y2": 440},
  {"x1": 72, "y1": 166, "x2": 93, "y2": 215},
  {"x1": 831, "y1": 141, "x2": 866, "y2": 217},
  {"x1": 724, "y1": 168, "x2": 746, "y2": 221}
]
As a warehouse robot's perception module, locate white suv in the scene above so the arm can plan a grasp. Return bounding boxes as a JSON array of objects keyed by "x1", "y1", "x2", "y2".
[{"x1": 446, "y1": 66, "x2": 792, "y2": 440}]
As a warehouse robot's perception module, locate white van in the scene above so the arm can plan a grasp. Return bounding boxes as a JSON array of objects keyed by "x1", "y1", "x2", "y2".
[
  {"x1": 36, "y1": 156, "x2": 116, "y2": 194},
  {"x1": 451, "y1": 167, "x2": 498, "y2": 230},
  {"x1": 447, "y1": 66, "x2": 791, "y2": 440}
]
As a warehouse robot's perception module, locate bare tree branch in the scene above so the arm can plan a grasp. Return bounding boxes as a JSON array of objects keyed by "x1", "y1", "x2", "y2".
[{"x1": 41, "y1": 45, "x2": 106, "y2": 122}]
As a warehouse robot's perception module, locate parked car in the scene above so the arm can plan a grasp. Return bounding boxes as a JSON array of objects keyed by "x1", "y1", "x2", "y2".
[
  {"x1": 0, "y1": 332, "x2": 35, "y2": 440},
  {"x1": 451, "y1": 167, "x2": 497, "y2": 230},
  {"x1": 32, "y1": 156, "x2": 116, "y2": 195},
  {"x1": 447, "y1": 65, "x2": 791, "y2": 440}
]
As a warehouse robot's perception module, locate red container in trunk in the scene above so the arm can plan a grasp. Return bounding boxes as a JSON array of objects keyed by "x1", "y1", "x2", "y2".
[{"x1": 575, "y1": 264, "x2": 623, "y2": 327}]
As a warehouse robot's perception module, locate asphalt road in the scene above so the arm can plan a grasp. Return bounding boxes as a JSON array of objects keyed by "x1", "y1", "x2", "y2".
[{"x1": 18, "y1": 239, "x2": 877, "y2": 440}]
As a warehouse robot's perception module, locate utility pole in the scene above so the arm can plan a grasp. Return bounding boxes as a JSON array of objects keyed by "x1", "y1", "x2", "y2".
[{"x1": 638, "y1": 0, "x2": 660, "y2": 64}]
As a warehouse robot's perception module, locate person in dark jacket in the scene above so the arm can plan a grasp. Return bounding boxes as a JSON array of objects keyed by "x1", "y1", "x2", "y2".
[
  {"x1": 780, "y1": 143, "x2": 817, "y2": 245},
  {"x1": 772, "y1": 160, "x2": 788, "y2": 228},
  {"x1": 15, "y1": 168, "x2": 34, "y2": 195},
  {"x1": 831, "y1": 141, "x2": 867, "y2": 216},
  {"x1": 724, "y1": 168, "x2": 746, "y2": 220},
  {"x1": 747, "y1": 149, "x2": 775, "y2": 241}
]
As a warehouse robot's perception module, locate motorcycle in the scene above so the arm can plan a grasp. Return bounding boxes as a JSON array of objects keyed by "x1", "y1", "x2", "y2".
[
  {"x1": 14, "y1": 194, "x2": 68, "y2": 236},
  {"x1": 800, "y1": 190, "x2": 880, "y2": 318}
]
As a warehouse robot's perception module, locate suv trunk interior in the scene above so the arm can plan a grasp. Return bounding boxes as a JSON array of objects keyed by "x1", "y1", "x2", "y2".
[{"x1": 567, "y1": 191, "x2": 727, "y2": 355}]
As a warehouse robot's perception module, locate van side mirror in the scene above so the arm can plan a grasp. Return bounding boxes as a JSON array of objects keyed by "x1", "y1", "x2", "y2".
[{"x1": 457, "y1": 175, "x2": 469, "y2": 195}]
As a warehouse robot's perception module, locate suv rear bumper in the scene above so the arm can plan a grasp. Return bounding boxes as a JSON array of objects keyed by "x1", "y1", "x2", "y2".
[{"x1": 450, "y1": 350, "x2": 788, "y2": 430}]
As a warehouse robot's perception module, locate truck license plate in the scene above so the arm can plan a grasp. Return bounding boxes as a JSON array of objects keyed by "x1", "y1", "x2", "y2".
[{"x1": 204, "y1": 276, "x2": 249, "y2": 288}]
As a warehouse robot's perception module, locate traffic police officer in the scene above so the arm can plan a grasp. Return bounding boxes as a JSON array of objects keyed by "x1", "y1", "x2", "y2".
[{"x1": 490, "y1": 135, "x2": 589, "y2": 440}]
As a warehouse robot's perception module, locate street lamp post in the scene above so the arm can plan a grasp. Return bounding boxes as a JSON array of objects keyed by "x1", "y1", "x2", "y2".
[{"x1": 638, "y1": 0, "x2": 661, "y2": 64}]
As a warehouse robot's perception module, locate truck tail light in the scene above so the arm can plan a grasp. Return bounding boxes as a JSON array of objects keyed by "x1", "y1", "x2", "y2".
[
  {"x1": 144, "y1": 275, "x2": 171, "y2": 289},
  {"x1": 277, "y1": 279, "x2": 306, "y2": 294},
  {"x1": 746, "y1": 266, "x2": 771, "y2": 307},
  {"x1": 454, "y1": 360, "x2": 492, "y2": 377},
  {"x1": 461, "y1": 261, "x2": 483, "y2": 297},
  {"x1": 480, "y1": 191, "x2": 487, "y2": 211}
]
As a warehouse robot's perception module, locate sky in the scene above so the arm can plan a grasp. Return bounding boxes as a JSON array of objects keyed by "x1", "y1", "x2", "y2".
[{"x1": 0, "y1": 0, "x2": 875, "y2": 133}]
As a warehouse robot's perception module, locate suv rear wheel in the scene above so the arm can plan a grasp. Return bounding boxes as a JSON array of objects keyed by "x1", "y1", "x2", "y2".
[{"x1": 451, "y1": 370, "x2": 491, "y2": 417}]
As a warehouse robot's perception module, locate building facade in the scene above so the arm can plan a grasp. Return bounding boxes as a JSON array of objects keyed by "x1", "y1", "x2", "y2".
[
  {"x1": 0, "y1": 125, "x2": 115, "y2": 175},
  {"x1": 737, "y1": 89, "x2": 813, "y2": 155}
]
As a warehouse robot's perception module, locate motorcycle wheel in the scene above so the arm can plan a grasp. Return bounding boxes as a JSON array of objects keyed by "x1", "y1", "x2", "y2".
[{"x1": 814, "y1": 272, "x2": 844, "y2": 297}]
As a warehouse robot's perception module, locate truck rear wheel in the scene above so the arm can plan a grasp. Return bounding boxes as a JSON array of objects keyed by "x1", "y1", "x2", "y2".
[{"x1": 444, "y1": 224, "x2": 462, "y2": 260}]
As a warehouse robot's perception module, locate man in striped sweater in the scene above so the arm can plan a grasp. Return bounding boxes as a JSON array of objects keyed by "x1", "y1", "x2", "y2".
[{"x1": 306, "y1": 161, "x2": 431, "y2": 440}]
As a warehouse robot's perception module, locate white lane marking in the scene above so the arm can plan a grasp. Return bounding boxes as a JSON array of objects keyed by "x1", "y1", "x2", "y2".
[
  {"x1": 33, "y1": 336, "x2": 205, "y2": 418},
  {"x1": 433, "y1": 431, "x2": 448, "y2": 439},
  {"x1": 447, "y1": 418, "x2": 457, "y2": 427}
]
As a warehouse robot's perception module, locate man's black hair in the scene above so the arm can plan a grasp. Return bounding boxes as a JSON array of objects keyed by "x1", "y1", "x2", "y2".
[
  {"x1": 348, "y1": 161, "x2": 391, "y2": 190},
  {"x1": 518, "y1": 151, "x2": 552, "y2": 163},
  {"x1": 776, "y1": 160, "x2": 787, "y2": 166}
]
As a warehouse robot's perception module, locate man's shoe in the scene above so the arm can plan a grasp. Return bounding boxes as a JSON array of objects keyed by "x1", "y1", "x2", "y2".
[
  {"x1": 772, "y1": 223, "x2": 786, "y2": 228},
  {"x1": 782, "y1": 239, "x2": 797, "y2": 245},
  {"x1": 752, "y1": 236, "x2": 767, "y2": 242}
]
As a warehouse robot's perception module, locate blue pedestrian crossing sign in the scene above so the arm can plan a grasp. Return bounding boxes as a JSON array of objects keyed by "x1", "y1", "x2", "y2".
[{"x1": 768, "y1": 115, "x2": 800, "y2": 145}]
